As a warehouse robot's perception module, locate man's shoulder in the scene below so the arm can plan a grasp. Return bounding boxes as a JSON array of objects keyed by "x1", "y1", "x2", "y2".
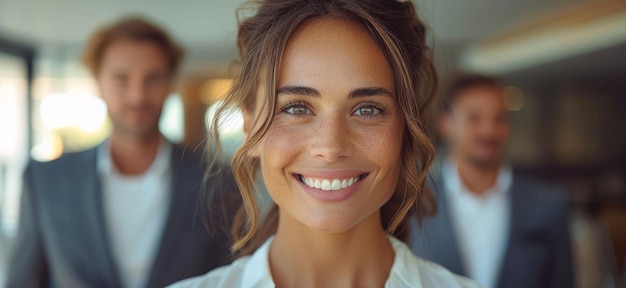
[
  {"x1": 28, "y1": 146, "x2": 98, "y2": 173},
  {"x1": 390, "y1": 237, "x2": 483, "y2": 288},
  {"x1": 172, "y1": 143, "x2": 204, "y2": 161},
  {"x1": 170, "y1": 144, "x2": 223, "y2": 175},
  {"x1": 512, "y1": 173, "x2": 568, "y2": 203},
  {"x1": 167, "y1": 257, "x2": 250, "y2": 288},
  {"x1": 511, "y1": 173, "x2": 571, "y2": 231}
]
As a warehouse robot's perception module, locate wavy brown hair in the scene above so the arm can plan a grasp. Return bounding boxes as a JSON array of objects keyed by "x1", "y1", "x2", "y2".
[{"x1": 208, "y1": 0, "x2": 439, "y2": 255}]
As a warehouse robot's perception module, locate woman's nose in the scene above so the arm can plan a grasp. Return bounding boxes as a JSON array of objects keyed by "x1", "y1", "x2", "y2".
[{"x1": 309, "y1": 113, "x2": 354, "y2": 162}]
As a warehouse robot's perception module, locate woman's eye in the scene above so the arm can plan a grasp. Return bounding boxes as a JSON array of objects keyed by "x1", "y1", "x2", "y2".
[
  {"x1": 283, "y1": 104, "x2": 312, "y2": 116},
  {"x1": 354, "y1": 106, "x2": 382, "y2": 117}
]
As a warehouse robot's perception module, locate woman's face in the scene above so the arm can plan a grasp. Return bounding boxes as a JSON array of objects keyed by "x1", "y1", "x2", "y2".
[{"x1": 251, "y1": 18, "x2": 403, "y2": 233}]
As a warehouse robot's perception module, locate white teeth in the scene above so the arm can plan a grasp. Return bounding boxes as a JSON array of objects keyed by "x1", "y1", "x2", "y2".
[
  {"x1": 321, "y1": 180, "x2": 331, "y2": 190},
  {"x1": 300, "y1": 175, "x2": 362, "y2": 191}
]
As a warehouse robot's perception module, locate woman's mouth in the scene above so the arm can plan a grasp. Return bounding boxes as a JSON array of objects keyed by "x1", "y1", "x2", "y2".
[{"x1": 295, "y1": 174, "x2": 367, "y2": 191}]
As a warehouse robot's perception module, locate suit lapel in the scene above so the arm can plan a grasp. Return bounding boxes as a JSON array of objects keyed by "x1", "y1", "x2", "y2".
[
  {"x1": 414, "y1": 170, "x2": 466, "y2": 275},
  {"x1": 496, "y1": 179, "x2": 549, "y2": 288},
  {"x1": 145, "y1": 145, "x2": 190, "y2": 287},
  {"x1": 78, "y1": 147, "x2": 123, "y2": 287},
  {"x1": 432, "y1": 173, "x2": 466, "y2": 275}
]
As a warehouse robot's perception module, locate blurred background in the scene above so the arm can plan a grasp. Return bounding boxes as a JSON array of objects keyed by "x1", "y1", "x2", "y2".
[{"x1": 0, "y1": 0, "x2": 624, "y2": 287}]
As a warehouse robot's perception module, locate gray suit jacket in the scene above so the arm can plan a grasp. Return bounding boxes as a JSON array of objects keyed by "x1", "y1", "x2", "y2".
[
  {"x1": 410, "y1": 168, "x2": 574, "y2": 288},
  {"x1": 7, "y1": 144, "x2": 238, "y2": 288}
]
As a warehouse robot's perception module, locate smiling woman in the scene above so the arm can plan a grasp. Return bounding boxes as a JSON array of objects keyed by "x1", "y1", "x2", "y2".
[{"x1": 171, "y1": 0, "x2": 481, "y2": 287}]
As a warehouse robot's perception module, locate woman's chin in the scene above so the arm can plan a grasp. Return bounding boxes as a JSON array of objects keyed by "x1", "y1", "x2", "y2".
[{"x1": 295, "y1": 210, "x2": 368, "y2": 234}]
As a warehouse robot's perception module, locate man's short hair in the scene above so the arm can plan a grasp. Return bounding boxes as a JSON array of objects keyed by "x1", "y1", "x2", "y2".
[
  {"x1": 444, "y1": 74, "x2": 503, "y2": 112},
  {"x1": 82, "y1": 16, "x2": 184, "y2": 76}
]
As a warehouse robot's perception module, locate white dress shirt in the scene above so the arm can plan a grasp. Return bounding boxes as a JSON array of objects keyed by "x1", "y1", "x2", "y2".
[
  {"x1": 443, "y1": 159, "x2": 512, "y2": 288},
  {"x1": 98, "y1": 139, "x2": 172, "y2": 288},
  {"x1": 169, "y1": 235, "x2": 483, "y2": 288}
]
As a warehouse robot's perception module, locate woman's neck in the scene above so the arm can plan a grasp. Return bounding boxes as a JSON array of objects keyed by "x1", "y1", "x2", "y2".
[{"x1": 269, "y1": 211, "x2": 394, "y2": 288}]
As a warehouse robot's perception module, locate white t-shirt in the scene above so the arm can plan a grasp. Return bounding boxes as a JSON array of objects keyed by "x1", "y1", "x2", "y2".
[
  {"x1": 443, "y1": 159, "x2": 512, "y2": 287},
  {"x1": 169, "y1": 236, "x2": 483, "y2": 288},
  {"x1": 98, "y1": 139, "x2": 172, "y2": 288}
]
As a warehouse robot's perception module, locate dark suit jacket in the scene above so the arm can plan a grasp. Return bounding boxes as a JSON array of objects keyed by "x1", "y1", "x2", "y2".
[
  {"x1": 410, "y1": 167, "x2": 574, "y2": 288},
  {"x1": 7, "y1": 144, "x2": 238, "y2": 288}
]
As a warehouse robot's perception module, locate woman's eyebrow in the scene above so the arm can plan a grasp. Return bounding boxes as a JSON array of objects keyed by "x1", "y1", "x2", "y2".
[
  {"x1": 348, "y1": 87, "x2": 393, "y2": 98},
  {"x1": 276, "y1": 86, "x2": 320, "y2": 97},
  {"x1": 276, "y1": 86, "x2": 392, "y2": 98}
]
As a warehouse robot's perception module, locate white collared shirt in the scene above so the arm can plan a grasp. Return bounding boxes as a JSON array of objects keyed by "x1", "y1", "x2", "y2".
[
  {"x1": 443, "y1": 160, "x2": 512, "y2": 288},
  {"x1": 98, "y1": 139, "x2": 172, "y2": 288},
  {"x1": 168, "y1": 236, "x2": 482, "y2": 288}
]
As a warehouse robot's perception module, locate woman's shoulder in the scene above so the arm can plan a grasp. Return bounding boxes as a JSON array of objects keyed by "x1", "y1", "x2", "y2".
[
  {"x1": 167, "y1": 257, "x2": 250, "y2": 288},
  {"x1": 388, "y1": 237, "x2": 483, "y2": 288},
  {"x1": 168, "y1": 236, "x2": 276, "y2": 288}
]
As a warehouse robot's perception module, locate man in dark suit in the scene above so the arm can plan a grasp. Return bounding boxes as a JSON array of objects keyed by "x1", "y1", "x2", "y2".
[
  {"x1": 411, "y1": 75, "x2": 574, "y2": 288},
  {"x1": 7, "y1": 17, "x2": 236, "y2": 287}
]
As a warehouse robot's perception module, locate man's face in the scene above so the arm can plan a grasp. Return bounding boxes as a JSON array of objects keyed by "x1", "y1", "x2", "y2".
[
  {"x1": 97, "y1": 40, "x2": 172, "y2": 138},
  {"x1": 443, "y1": 85, "x2": 511, "y2": 167}
]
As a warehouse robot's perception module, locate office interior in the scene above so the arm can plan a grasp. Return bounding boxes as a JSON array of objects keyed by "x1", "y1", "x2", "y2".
[{"x1": 0, "y1": 0, "x2": 625, "y2": 287}]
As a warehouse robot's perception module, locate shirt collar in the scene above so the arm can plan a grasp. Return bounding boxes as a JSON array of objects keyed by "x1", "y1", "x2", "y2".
[
  {"x1": 97, "y1": 138, "x2": 172, "y2": 177},
  {"x1": 494, "y1": 162, "x2": 513, "y2": 194},
  {"x1": 443, "y1": 158, "x2": 513, "y2": 197},
  {"x1": 387, "y1": 236, "x2": 424, "y2": 287},
  {"x1": 241, "y1": 236, "x2": 275, "y2": 287}
]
